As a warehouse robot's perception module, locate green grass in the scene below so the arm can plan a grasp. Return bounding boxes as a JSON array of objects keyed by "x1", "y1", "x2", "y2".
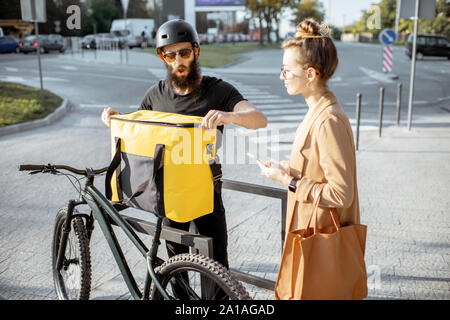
[
  {"x1": 140, "y1": 42, "x2": 281, "y2": 68},
  {"x1": 0, "y1": 82, "x2": 63, "y2": 127}
]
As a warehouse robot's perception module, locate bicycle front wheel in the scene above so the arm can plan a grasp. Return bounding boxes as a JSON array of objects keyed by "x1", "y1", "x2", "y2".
[
  {"x1": 52, "y1": 207, "x2": 92, "y2": 300},
  {"x1": 150, "y1": 254, "x2": 251, "y2": 300}
]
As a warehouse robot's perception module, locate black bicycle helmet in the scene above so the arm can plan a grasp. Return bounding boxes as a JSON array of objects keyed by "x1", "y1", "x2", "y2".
[{"x1": 156, "y1": 19, "x2": 199, "y2": 55}]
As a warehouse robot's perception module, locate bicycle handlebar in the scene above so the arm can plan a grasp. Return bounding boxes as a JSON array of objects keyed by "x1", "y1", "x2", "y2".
[{"x1": 19, "y1": 164, "x2": 108, "y2": 176}]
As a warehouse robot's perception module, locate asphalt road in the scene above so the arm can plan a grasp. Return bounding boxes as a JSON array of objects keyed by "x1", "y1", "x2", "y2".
[{"x1": 0, "y1": 42, "x2": 448, "y2": 300}]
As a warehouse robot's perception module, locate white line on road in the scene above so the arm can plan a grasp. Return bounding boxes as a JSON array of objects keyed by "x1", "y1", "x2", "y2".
[
  {"x1": 80, "y1": 104, "x2": 109, "y2": 109},
  {"x1": 244, "y1": 94, "x2": 282, "y2": 99},
  {"x1": 0, "y1": 76, "x2": 25, "y2": 82},
  {"x1": 263, "y1": 109, "x2": 307, "y2": 115},
  {"x1": 248, "y1": 98, "x2": 293, "y2": 104},
  {"x1": 39, "y1": 77, "x2": 68, "y2": 82},
  {"x1": 255, "y1": 103, "x2": 307, "y2": 109},
  {"x1": 60, "y1": 66, "x2": 78, "y2": 71},
  {"x1": 330, "y1": 76, "x2": 342, "y2": 82},
  {"x1": 359, "y1": 66, "x2": 395, "y2": 83}
]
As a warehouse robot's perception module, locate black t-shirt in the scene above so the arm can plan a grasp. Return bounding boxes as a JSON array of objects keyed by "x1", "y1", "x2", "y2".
[{"x1": 139, "y1": 76, "x2": 245, "y2": 117}]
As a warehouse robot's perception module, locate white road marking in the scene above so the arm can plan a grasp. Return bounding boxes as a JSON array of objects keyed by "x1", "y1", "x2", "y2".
[
  {"x1": 0, "y1": 76, "x2": 25, "y2": 82},
  {"x1": 263, "y1": 109, "x2": 307, "y2": 116},
  {"x1": 80, "y1": 104, "x2": 109, "y2": 109},
  {"x1": 39, "y1": 77, "x2": 68, "y2": 82},
  {"x1": 6, "y1": 67, "x2": 19, "y2": 72},
  {"x1": 244, "y1": 94, "x2": 282, "y2": 99},
  {"x1": 248, "y1": 98, "x2": 293, "y2": 104},
  {"x1": 60, "y1": 66, "x2": 78, "y2": 71},
  {"x1": 359, "y1": 66, "x2": 395, "y2": 83},
  {"x1": 330, "y1": 76, "x2": 342, "y2": 82}
]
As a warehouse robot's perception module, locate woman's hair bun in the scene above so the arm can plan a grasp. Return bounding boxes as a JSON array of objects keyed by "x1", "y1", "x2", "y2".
[{"x1": 294, "y1": 18, "x2": 331, "y2": 39}]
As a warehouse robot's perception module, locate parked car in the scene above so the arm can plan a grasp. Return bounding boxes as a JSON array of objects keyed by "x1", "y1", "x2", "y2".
[
  {"x1": 406, "y1": 34, "x2": 450, "y2": 60},
  {"x1": 81, "y1": 34, "x2": 96, "y2": 49},
  {"x1": 0, "y1": 35, "x2": 19, "y2": 53},
  {"x1": 198, "y1": 33, "x2": 209, "y2": 45},
  {"x1": 19, "y1": 34, "x2": 65, "y2": 54}
]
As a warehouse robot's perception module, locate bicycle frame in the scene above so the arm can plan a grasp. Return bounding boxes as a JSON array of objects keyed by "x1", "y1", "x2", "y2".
[{"x1": 60, "y1": 170, "x2": 170, "y2": 300}]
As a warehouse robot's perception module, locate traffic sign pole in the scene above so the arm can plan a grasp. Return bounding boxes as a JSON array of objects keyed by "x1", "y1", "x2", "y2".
[{"x1": 407, "y1": 0, "x2": 420, "y2": 131}]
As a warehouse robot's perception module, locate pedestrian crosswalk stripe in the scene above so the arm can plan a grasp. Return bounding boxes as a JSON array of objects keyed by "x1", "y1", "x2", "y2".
[
  {"x1": 262, "y1": 109, "x2": 307, "y2": 115},
  {"x1": 248, "y1": 99, "x2": 293, "y2": 104}
]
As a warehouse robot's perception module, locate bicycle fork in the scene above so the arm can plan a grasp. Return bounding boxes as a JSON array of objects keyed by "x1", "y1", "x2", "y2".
[{"x1": 55, "y1": 199, "x2": 84, "y2": 270}]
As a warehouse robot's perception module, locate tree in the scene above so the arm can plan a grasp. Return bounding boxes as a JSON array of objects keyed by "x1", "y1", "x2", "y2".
[
  {"x1": 247, "y1": 0, "x2": 298, "y2": 44},
  {"x1": 291, "y1": 0, "x2": 325, "y2": 25},
  {"x1": 246, "y1": 0, "x2": 267, "y2": 45},
  {"x1": 88, "y1": 0, "x2": 121, "y2": 33}
]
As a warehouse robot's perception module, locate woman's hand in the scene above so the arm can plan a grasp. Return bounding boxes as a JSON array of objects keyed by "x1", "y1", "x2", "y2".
[{"x1": 257, "y1": 160, "x2": 292, "y2": 187}]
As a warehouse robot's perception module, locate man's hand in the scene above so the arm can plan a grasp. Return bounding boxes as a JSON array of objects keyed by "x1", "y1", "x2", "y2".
[
  {"x1": 101, "y1": 107, "x2": 118, "y2": 127},
  {"x1": 200, "y1": 110, "x2": 234, "y2": 130}
]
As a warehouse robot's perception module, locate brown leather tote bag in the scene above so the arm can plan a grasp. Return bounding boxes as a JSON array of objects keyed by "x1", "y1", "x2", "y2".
[{"x1": 275, "y1": 184, "x2": 368, "y2": 300}]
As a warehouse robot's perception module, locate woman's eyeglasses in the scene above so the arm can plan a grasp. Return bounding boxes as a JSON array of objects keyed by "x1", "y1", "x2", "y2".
[
  {"x1": 281, "y1": 66, "x2": 319, "y2": 79},
  {"x1": 162, "y1": 48, "x2": 193, "y2": 62},
  {"x1": 280, "y1": 67, "x2": 295, "y2": 79}
]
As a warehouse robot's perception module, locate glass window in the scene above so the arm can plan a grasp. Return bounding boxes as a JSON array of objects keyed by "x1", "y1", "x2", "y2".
[
  {"x1": 417, "y1": 36, "x2": 426, "y2": 45},
  {"x1": 437, "y1": 38, "x2": 449, "y2": 46},
  {"x1": 427, "y1": 37, "x2": 437, "y2": 46}
]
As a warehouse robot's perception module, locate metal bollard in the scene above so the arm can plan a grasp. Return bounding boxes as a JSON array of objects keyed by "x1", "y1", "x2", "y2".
[
  {"x1": 355, "y1": 93, "x2": 362, "y2": 151},
  {"x1": 396, "y1": 83, "x2": 402, "y2": 126},
  {"x1": 378, "y1": 87, "x2": 385, "y2": 137}
]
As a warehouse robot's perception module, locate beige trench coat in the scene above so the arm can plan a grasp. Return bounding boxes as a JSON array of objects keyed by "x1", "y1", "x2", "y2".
[{"x1": 286, "y1": 91, "x2": 360, "y2": 233}]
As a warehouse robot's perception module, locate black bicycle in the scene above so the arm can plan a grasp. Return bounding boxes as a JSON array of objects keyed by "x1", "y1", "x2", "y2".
[{"x1": 19, "y1": 163, "x2": 251, "y2": 300}]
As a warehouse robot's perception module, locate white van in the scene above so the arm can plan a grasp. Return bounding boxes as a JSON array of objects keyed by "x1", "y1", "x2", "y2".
[{"x1": 110, "y1": 19, "x2": 155, "y2": 48}]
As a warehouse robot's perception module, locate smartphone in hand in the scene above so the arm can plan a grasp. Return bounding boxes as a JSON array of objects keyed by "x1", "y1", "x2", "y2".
[{"x1": 247, "y1": 153, "x2": 270, "y2": 168}]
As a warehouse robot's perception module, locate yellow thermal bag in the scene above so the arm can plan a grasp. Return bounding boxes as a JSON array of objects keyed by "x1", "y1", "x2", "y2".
[{"x1": 105, "y1": 110, "x2": 219, "y2": 223}]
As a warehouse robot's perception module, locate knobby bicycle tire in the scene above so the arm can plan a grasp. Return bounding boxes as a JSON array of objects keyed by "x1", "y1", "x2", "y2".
[
  {"x1": 52, "y1": 207, "x2": 92, "y2": 300},
  {"x1": 150, "y1": 254, "x2": 251, "y2": 300}
]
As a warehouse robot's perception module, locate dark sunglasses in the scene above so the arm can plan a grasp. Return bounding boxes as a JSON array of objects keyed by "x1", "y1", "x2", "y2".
[{"x1": 162, "y1": 48, "x2": 193, "y2": 62}]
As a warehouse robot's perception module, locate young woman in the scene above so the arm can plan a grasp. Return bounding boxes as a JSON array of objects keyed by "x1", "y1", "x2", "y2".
[{"x1": 258, "y1": 18, "x2": 362, "y2": 299}]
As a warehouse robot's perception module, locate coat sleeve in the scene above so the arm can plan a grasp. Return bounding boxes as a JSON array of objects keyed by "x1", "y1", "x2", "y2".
[{"x1": 294, "y1": 115, "x2": 355, "y2": 208}]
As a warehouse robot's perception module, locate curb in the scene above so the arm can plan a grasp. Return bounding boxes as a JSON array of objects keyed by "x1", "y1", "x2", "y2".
[{"x1": 0, "y1": 98, "x2": 71, "y2": 138}]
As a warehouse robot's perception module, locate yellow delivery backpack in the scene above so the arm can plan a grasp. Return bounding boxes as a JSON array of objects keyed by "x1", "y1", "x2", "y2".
[{"x1": 105, "y1": 110, "x2": 220, "y2": 223}]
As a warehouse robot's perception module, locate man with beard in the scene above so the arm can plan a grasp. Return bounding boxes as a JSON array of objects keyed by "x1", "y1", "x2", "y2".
[{"x1": 101, "y1": 19, "x2": 267, "y2": 299}]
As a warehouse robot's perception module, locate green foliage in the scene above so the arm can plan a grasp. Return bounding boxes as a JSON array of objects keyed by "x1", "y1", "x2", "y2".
[
  {"x1": 292, "y1": 0, "x2": 325, "y2": 25},
  {"x1": 0, "y1": 82, "x2": 62, "y2": 127},
  {"x1": 89, "y1": 0, "x2": 121, "y2": 33}
]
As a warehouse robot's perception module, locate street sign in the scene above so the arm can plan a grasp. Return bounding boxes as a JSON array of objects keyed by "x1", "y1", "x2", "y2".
[
  {"x1": 399, "y1": 0, "x2": 436, "y2": 20},
  {"x1": 20, "y1": 0, "x2": 46, "y2": 22},
  {"x1": 379, "y1": 29, "x2": 396, "y2": 46},
  {"x1": 382, "y1": 46, "x2": 393, "y2": 73}
]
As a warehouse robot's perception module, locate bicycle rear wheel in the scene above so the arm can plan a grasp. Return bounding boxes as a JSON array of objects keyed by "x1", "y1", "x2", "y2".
[
  {"x1": 52, "y1": 207, "x2": 91, "y2": 300},
  {"x1": 150, "y1": 253, "x2": 251, "y2": 300}
]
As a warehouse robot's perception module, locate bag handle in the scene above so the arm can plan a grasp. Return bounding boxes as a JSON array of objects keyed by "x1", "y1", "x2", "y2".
[
  {"x1": 305, "y1": 184, "x2": 341, "y2": 234},
  {"x1": 105, "y1": 138, "x2": 123, "y2": 201}
]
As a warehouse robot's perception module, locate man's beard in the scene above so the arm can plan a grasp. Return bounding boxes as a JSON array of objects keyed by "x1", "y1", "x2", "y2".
[{"x1": 166, "y1": 59, "x2": 201, "y2": 93}]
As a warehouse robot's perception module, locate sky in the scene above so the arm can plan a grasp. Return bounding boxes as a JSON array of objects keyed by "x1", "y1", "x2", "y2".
[
  {"x1": 322, "y1": 0, "x2": 378, "y2": 27},
  {"x1": 276, "y1": 0, "x2": 378, "y2": 36}
]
